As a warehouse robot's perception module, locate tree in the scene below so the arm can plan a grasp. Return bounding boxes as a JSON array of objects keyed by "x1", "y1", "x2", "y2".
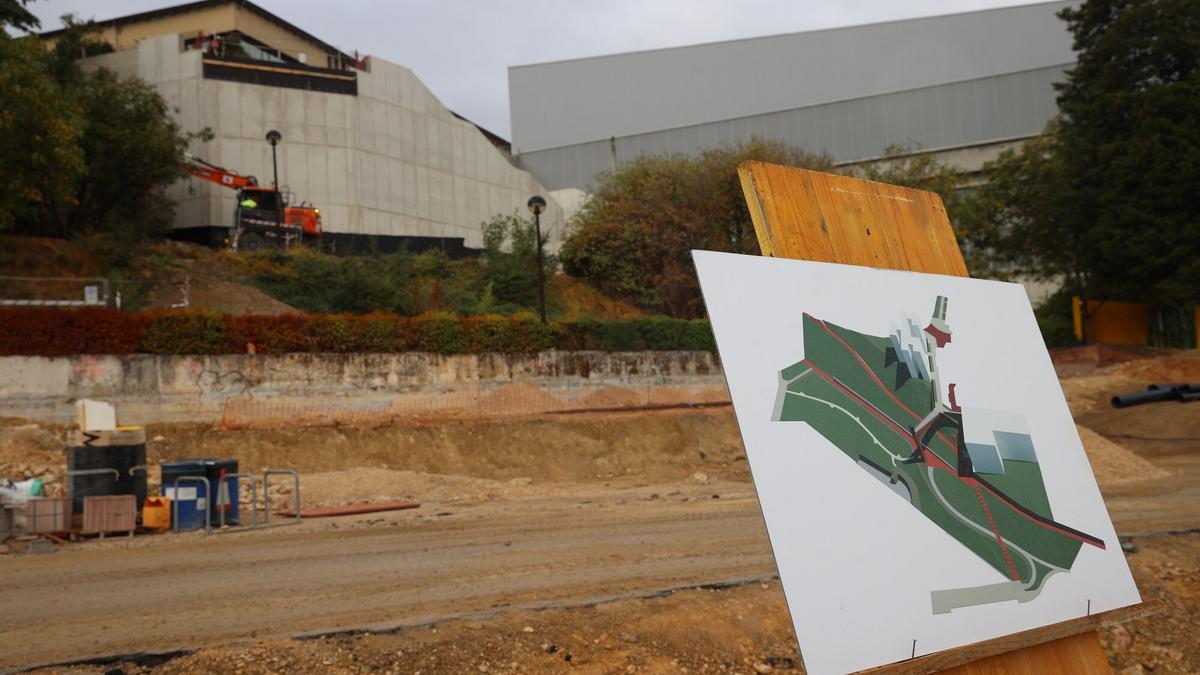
[
  {"x1": 0, "y1": 0, "x2": 38, "y2": 36},
  {"x1": 960, "y1": 0, "x2": 1200, "y2": 314},
  {"x1": 0, "y1": 36, "x2": 84, "y2": 231},
  {"x1": 55, "y1": 67, "x2": 195, "y2": 240},
  {"x1": 561, "y1": 139, "x2": 834, "y2": 317},
  {"x1": 953, "y1": 123, "x2": 1084, "y2": 287},
  {"x1": 0, "y1": 17, "x2": 203, "y2": 240},
  {"x1": 46, "y1": 14, "x2": 113, "y2": 84},
  {"x1": 847, "y1": 145, "x2": 966, "y2": 216},
  {"x1": 480, "y1": 212, "x2": 556, "y2": 312},
  {"x1": 560, "y1": 139, "x2": 965, "y2": 318},
  {"x1": 1056, "y1": 0, "x2": 1200, "y2": 306}
]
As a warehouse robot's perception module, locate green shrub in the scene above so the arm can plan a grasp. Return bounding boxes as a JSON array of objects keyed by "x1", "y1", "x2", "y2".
[
  {"x1": 1034, "y1": 288, "x2": 1079, "y2": 350},
  {"x1": 417, "y1": 311, "x2": 462, "y2": 353},
  {"x1": 311, "y1": 314, "x2": 357, "y2": 352},
  {"x1": 141, "y1": 310, "x2": 227, "y2": 354},
  {"x1": 461, "y1": 314, "x2": 511, "y2": 353},
  {"x1": 0, "y1": 309, "x2": 720, "y2": 355},
  {"x1": 224, "y1": 314, "x2": 316, "y2": 353},
  {"x1": 684, "y1": 320, "x2": 716, "y2": 351},
  {"x1": 636, "y1": 316, "x2": 690, "y2": 350},
  {"x1": 558, "y1": 316, "x2": 604, "y2": 351},
  {"x1": 355, "y1": 313, "x2": 416, "y2": 352},
  {"x1": 599, "y1": 319, "x2": 642, "y2": 351}
]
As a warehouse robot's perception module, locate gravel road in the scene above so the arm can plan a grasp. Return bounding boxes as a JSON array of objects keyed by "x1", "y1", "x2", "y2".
[{"x1": 0, "y1": 494, "x2": 773, "y2": 671}]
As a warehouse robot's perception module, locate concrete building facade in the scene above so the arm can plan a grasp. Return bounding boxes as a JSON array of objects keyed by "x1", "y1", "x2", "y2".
[
  {"x1": 53, "y1": 1, "x2": 563, "y2": 252},
  {"x1": 509, "y1": 1, "x2": 1075, "y2": 191}
]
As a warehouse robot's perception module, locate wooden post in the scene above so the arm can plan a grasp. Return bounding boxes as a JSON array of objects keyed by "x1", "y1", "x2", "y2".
[{"x1": 737, "y1": 160, "x2": 1161, "y2": 674}]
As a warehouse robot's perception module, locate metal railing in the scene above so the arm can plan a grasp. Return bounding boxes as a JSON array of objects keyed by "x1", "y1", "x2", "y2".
[
  {"x1": 67, "y1": 468, "x2": 120, "y2": 481},
  {"x1": 152, "y1": 468, "x2": 301, "y2": 534},
  {"x1": 263, "y1": 469, "x2": 301, "y2": 525},
  {"x1": 217, "y1": 472, "x2": 260, "y2": 529},
  {"x1": 167, "y1": 476, "x2": 211, "y2": 533},
  {"x1": 0, "y1": 276, "x2": 110, "y2": 307}
]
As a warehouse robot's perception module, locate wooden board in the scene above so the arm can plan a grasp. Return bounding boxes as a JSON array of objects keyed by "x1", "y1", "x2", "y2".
[
  {"x1": 736, "y1": 160, "x2": 1158, "y2": 674},
  {"x1": 738, "y1": 161, "x2": 968, "y2": 276},
  {"x1": 863, "y1": 600, "x2": 1162, "y2": 674}
]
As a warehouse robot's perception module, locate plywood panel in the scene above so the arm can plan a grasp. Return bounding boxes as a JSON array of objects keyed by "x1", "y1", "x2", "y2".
[
  {"x1": 738, "y1": 161, "x2": 969, "y2": 277},
  {"x1": 862, "y1": 601, "x2": 1161, "y2": 674},
  {"x1": 944, "y1": 631, "x2": 1110, "y2": 675}
]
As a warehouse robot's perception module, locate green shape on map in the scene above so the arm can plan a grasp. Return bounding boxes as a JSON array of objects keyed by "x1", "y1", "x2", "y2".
[{"x1": 773, "y1": 302, "x2": 1105, "y2": 613}]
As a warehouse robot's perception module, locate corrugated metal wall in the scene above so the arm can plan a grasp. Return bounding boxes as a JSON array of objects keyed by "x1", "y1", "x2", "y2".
[{"x1": 518, "y1": 65, "x2": 1068, "y2": 191}]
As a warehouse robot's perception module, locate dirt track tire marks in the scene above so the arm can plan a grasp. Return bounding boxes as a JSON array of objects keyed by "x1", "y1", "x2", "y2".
[{"x1": 0, "y1": 498, "x2": 774, "y2": 670}]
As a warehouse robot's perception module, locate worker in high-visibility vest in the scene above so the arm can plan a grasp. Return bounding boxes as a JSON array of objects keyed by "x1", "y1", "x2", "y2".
[{"x1": 240, "y1": 196, "x2": 257, "y2": 208}]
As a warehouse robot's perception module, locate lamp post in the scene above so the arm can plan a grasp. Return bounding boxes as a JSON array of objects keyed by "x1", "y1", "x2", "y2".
[
  {"x1": 527, "y1": 195, "x2": 548, "y2": 324},
  {"x1": 265, "y1": 129, "x2": 282, "y2": 235}
]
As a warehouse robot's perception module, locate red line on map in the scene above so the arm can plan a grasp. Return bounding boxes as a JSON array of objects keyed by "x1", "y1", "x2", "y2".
[
  {"x1": 974, "y1": 479, "x2": 1107, "y2": 550},
  {"x1": 970, "y1": 483, "x2": 1021, "y2": 580},
  {"x1": 808, "y1": 316, "x2": 959, "y2": 452},
  {"x1": 801, "y1": 359, "x2": 916, "y2": 448},
  {"x1": 798, "y1": 352, "x2": 1107, "y2": 552},
  {"x1": 808, "y1": 315, "x2": 919, "y2": 416}
]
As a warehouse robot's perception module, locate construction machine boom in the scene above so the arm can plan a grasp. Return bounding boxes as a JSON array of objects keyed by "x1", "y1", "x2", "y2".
[
  {"x1": 180, "y1": 153, "x2": 323, "y2": 251},
  {"x1": 181, "y1": 153, "x2": 258, "y2": 190}
]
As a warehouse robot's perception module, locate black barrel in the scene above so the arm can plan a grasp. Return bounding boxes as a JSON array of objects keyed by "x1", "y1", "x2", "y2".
[{"x1": 67, "y1": 428, "x2": 148, "y2": 514}]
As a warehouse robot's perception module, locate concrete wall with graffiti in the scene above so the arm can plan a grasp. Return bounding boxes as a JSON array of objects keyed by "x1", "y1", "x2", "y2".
[{"x1": 0, "y1": 352, "x2": 728, "y2": 428}]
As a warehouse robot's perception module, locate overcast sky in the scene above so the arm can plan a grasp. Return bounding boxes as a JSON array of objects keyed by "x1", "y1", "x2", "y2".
[{"x1": 29, "y1": 0, "x2": 1050, "y2": 139}]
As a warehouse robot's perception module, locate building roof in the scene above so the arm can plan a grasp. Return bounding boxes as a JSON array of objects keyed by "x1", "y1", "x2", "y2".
[
  {"x1": 508, "y1": 1, "x2": 1075, "y2": 153},
  {"x1": 39, "y1": 0, "x2": 351, "y2": 58},
  {"x1": 451, "y1": 111, "x2": 512, "y2": 154}
]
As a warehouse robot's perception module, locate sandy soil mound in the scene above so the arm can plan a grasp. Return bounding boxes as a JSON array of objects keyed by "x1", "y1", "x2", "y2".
[
  {"x1": 476, "y1": 383, "x2": 565, "y2": 413},
  {"x1": 149, "y1": 410, "x2": 747, "y2": 485},
  {"x1": 1077, "y1": 424, "x2": 1170, "y2": 486},
  {"x1": 579, "y1": 387, "x2": 644, "y2": 408},
  {"x1": 1116, "y1": 351, "x2": 1200, "y2": 384},
  {"x1": 0, "y1": 422, "x2": 65, "y2": 495},
  {"x1": 276, "y1": 467, "x2": 544, "y2": 509},
  {"x1": 1051, "y1": 345, "x2": 1153, "y2": 377}
]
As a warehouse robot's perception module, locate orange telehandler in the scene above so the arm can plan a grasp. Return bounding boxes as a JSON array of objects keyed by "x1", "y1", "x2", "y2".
[{"x1": 181, "y1": 153, "x2": 322, "y2": 251}]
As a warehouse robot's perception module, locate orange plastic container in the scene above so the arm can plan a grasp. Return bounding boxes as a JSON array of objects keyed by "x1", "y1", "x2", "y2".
[{"x1": 142, "y1": 496, "x2": 172, "y2": 531}]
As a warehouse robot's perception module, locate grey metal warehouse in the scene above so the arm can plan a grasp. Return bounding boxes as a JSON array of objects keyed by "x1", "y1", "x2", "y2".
[{"x1": 509, "y1": 1, "x2": 1075, "y2": 192}]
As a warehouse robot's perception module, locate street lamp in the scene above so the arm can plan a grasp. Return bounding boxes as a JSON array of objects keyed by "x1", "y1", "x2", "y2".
[
  {"x1": 265, "y1": 129, "x2": 283, "y2": 235},
  {"x1": 527, "y1": 195, "x2": 548, "y2": 324}
]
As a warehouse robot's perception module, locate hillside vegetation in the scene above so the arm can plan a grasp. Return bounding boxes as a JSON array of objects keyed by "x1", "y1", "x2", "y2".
[{"x1": 0, "y1": 235, "x2": 642, "y2": 320}]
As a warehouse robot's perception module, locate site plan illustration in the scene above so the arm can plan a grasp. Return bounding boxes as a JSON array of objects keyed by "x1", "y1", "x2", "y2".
[{"x1": 773, "y1": 296, "x2": 1107, "y2": 613}]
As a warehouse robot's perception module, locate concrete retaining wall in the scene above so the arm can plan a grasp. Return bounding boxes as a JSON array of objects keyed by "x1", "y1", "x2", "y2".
[{"x1": 0, "y1": 352, "x2": 727, "y2": 428}]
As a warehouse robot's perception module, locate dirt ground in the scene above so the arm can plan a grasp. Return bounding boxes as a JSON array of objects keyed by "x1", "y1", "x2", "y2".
[
  {"x1": 3, "y1": 349, "x2": 1199, "y2": 674},
  {"x1": 25, "y1": 537, "x2": 1195, "y2": 675}
]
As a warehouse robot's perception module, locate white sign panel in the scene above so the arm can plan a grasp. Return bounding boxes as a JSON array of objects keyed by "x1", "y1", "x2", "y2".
[{"x1": 694, "y1": 251, "x2": 1140, "y2": 675}]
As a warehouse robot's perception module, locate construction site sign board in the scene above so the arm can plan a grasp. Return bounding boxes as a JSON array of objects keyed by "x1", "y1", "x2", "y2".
[{"x1": 694, "y1": 251, "x2": 1140, "y2": 675}]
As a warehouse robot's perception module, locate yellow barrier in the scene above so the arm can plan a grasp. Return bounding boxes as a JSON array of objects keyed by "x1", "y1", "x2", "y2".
[{"x1": 1073, "y1": 299, "x2": 1199, "y2": 348}]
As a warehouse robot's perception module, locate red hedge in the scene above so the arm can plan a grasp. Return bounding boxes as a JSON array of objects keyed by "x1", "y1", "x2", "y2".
[{"x1": 0, "y1": 309, "x2": 716, "y2": 355}]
